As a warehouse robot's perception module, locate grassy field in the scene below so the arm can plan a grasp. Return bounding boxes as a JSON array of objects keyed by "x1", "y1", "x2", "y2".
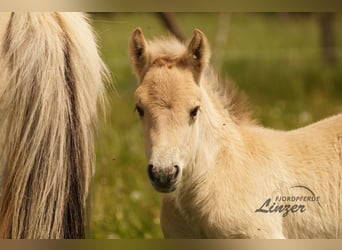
[{"x1": 89, "y1": 13, "x2": 342, "y2": 238}]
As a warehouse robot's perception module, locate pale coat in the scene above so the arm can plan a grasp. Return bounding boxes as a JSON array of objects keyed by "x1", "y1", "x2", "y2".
[{"x1": 130, "y1": 27, "x2": 342, "y2": 238}]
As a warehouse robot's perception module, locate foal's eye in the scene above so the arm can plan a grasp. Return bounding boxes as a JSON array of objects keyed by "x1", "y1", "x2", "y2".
[
  {"x1": 135, "y1": 105, "x2": 144, "y2": 118},
  {"x1": 190, "y1": 106, "x2": 200, "y2": 119}
]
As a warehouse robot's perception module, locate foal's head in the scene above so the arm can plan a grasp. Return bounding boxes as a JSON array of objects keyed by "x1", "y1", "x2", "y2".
[{"x1": 129, "y1": 28, "x2": 210, "y2": 193}]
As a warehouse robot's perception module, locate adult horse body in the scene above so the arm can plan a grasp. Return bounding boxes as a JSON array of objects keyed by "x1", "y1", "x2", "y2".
[
  {"x1": 0, "y1": 13, "x2": 107, "y2": 238},
  {"x1": 129, "y1": 27, "x2": 342, "y2": 238}
]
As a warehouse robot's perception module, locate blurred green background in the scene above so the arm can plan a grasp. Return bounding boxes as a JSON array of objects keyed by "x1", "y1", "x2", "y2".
[{"x1": 89, "y1": 13, "x2": 342, "y2": 238}]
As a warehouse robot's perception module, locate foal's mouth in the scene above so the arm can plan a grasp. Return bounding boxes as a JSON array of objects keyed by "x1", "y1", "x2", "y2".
[
  {"x1": 152, "y1": 183, "x2": 177, "y2": 193},
  {"x1": 148, "y1": 174, "x2": 178, "y2": 193}
]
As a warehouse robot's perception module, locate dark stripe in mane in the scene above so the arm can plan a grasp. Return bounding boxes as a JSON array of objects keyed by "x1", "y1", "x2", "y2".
[{"x1": 55, "y1": 13, "x2": 88, "y2": 238}]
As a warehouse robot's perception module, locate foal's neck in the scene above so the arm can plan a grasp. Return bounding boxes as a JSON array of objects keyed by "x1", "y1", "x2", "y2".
[
  {"x1": 192, "y1": 78, "x2": 243, "y2": 175},
  {"x1": 174, "y1": 79, "x2": 245, "y2": 214}
]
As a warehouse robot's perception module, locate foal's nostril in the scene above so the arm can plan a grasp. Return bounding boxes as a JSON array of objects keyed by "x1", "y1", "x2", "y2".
[
  {"x1": 173, "y1": 165, "x2": 180, "y2": 178},
  {"x1": 147, "y1": 164, "x2": 154, "y2": 180}
]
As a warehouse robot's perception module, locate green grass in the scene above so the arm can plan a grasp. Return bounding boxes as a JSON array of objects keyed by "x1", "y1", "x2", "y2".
[{"x1": 89, "y1": 13, "x2": 342, "y2": 238}]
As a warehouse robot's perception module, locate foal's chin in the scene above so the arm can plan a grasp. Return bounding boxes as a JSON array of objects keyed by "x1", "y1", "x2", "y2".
[{"x1": 151, "y1": 183, "x2": 178, "y2": 193}]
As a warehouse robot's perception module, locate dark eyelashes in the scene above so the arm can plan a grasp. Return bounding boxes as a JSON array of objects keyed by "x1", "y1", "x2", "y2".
[
  {"x1": 135, "y1": 105, "x2": 200, "y2": 119},
  {"x1": 135, "y1": 105, "x2": 144, "y2": 118},
  {"x1": 190, "y1": 106, "x2": 200, "y2": 119}
]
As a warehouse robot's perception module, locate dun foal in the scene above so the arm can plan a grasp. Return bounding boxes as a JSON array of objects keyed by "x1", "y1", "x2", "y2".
[{"x1": 129, "y1": 27, "x2": 342, "y2": 238}]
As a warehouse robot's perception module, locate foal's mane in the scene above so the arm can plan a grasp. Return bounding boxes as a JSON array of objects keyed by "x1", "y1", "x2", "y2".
[{"x1": 148, "y1": 35, "x2": 254, "y2": 125}]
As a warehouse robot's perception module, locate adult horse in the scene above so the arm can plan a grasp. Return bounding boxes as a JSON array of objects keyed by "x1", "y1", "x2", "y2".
[
  {"x1": 0, "y1": 12, "x2": 107, "y2": 238},
  {"x1": 129, "y1": 27, "x2": 342, "y2": 238}
]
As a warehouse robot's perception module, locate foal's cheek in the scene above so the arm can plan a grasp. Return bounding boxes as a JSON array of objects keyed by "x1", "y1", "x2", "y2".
[
  {"x1": 144, "y1": 137, "x2": 154, "y2": 159},
  {"x1": 142, "y1": 124, "x2": 153, "y2": 158},
  {"x1": 144, "y1": 143, "x2": 152, "y2": 159},
  {"x1": 177, "y1": 127, "x2": 196, "y2": 165}
]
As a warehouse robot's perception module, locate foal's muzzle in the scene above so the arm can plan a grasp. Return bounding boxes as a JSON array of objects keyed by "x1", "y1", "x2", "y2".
[{"x1": 147, "y1": 164, "x2": 180, "y2": 193}]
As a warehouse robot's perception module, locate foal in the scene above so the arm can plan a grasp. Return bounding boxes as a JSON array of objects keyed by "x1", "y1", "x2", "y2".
[{"x1": 129, "y1": 27, "x2": 342, "y2": 238}]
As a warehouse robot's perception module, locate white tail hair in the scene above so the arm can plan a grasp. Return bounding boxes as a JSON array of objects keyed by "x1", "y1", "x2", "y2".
[{"x1": 0, "y1": 12, "x2": 107, "y2": 238}]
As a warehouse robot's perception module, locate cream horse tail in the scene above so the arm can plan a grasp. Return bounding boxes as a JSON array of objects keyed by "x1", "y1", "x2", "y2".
[{"x1": 0, "y1": 12, "x2": 107, "y2": 238}]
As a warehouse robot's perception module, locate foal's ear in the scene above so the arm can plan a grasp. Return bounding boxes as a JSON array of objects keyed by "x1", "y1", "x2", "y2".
[
  {"x1": 129, "y1": 27, "x2": 150, "y2": 81},
  {"x1": 186, "y1": 29, "x2": 211, "y2": 83}
]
